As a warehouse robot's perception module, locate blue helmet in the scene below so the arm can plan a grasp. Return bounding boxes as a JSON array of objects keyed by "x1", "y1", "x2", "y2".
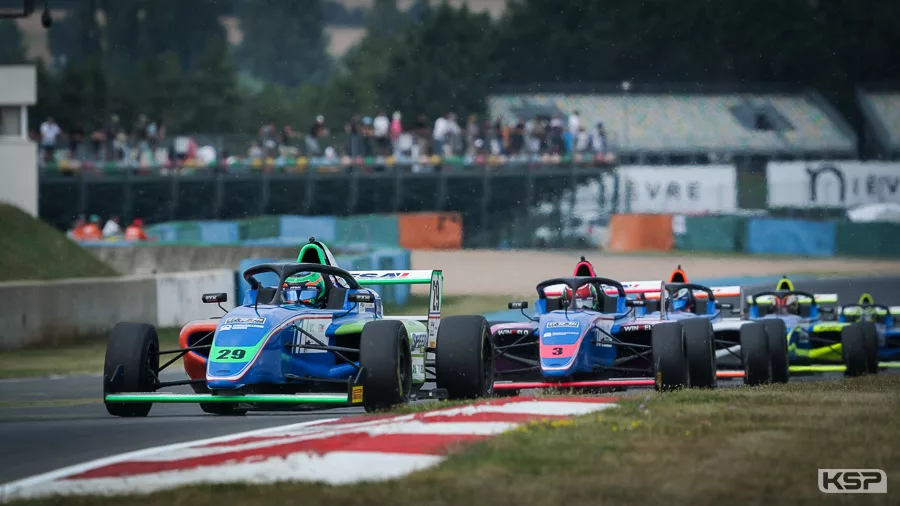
[{"x1": 671, "y1": 288, "x2": 693, "y2": 312}]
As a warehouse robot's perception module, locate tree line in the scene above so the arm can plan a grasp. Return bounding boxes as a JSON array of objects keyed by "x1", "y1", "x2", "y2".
[{"x1": 1, "y1": 0, "x2": 896, "y2": 138}]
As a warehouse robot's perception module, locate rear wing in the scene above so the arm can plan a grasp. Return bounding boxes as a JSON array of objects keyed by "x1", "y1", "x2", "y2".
[
  {"x1": 607, "y1": 281, "x2": 742, "y2": 301},
  {"x1": 348, "y1": 270, "x2": 442, "y2": 348},
  {"x1": 840, "y1": 306, "x2": 900, "y2": 316},
  {"x1": 747, "y1": 293, "x2": 839, "y2": 305}
]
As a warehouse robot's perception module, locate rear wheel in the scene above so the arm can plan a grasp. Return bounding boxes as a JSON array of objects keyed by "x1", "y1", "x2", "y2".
[
  {"x1": 858, "y1": 322, "x2": 879, "y2": 374},
  {"x1": 741, "y1": 323, "x2": 771, "y2": 386},
  {"x1": 360, "y1": 320, "x2": 413, "y2": 412},
  {"x1": 103, "y1": 323, "x2": 159, "y2": 417},
  {"x1": 651, "y1": 322, "x2": 688, "y2": 391},
  {"x1": 436, "y1": 315, "x2": 495, "y2": 400},
  {"x1": 762, "y1": 319, "x2": 789, "y2": 384},
  {"x1": 842, "y1": 324, "x2": 869, "y2": 377},
  {"x1": 681, "y1": 318, "x2": 716, "y2": 388}
]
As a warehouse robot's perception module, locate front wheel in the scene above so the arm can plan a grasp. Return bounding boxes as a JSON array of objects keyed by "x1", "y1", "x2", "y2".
[
  {"x1": 436, "y1": 315, "x2": 495, "y2": 400},
  {"x1": 741, "y1": 323, "x2": 771, "y2": 386},
  {"x1": 762, "y1": 319, "x2": 789, "y2": 384},
  {"x1": 103, "y1": 322, "x2": 160, "y2": 417},
  {"x1": 651, "y1": 322, "x2": 688, "y2": 391},
  {"x1": 858, "y1": 322, "x2": 879, "y2": 374},
  {"x1": 842, "y1": 324, "x2": 869, "y2": 378},
  {"x1": 360, "y1": 320, "x2": 413, "y2": 412},
  {"x1": 681, "y1": 318, "x2": 716, "y2": 389}
]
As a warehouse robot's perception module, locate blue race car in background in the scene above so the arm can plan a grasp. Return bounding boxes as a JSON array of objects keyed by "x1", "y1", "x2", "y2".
[
  {"x1": 103, "y1": 239, "x2": 494, "y2": 416},
  {"x1": 619, "y1": 267, "x2": 781, "y2": 386},
  {"x1": 839, "y1": 293, "x2": 900, "y2": 369},
  {"x1": 490, "y1": 272, "x2": 718, "y2": 395}
]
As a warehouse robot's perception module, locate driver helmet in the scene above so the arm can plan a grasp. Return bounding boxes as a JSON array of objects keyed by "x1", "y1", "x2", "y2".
[
  {"x1": 283, "y1": 272, "x2": 326, "y2": 306},
  {"x1": 671, "y1": 287, "x2": 693, "y2": 312},
  {"x1": 779, "y1": 294, "x2": 799, "y2": 314},
  {"x1": 565, "y1": 284, "x2": 599, "y2": 310}
]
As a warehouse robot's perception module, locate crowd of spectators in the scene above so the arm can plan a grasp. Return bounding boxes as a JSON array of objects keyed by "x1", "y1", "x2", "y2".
[
  {"x1": 242, "y1": 109, "x2": 611, "y2": 164},
  {"x1": 37, "y1": 109, "x2": 613, "y2": 170},
  {"x1": 66, "y1": 214, "x2": 149, "y2": 242},
  {"x1": 36, "y1": 113, "x2": 184, "y2": 167}
]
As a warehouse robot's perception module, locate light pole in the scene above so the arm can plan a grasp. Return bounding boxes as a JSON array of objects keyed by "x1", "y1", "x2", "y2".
[{"x1": 621, "y1": 80, "x2": 632, "y2": 156}]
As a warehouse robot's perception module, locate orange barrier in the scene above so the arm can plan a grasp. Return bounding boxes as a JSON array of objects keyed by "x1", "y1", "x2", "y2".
[
  {"x1": 398, "y1": 212, "x2": 463, "y2": 250},
  {"x1": 607, "y1": 214, "x2": 674, "y2": 252}
]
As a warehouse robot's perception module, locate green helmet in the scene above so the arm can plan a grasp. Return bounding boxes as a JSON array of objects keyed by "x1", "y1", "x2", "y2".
[{"x1": 283, "y1": 272, "x2": 326, "y2": 306}]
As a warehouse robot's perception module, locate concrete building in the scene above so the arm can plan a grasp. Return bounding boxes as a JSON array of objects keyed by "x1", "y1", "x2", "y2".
[{"x1": 0, "y1": 65, "x2": 38, "y2": 216}]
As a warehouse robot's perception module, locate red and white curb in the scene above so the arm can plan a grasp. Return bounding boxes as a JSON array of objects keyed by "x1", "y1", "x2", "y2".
[{"x1": 0, "y1": 396, "x2": 616, "y2": 501}]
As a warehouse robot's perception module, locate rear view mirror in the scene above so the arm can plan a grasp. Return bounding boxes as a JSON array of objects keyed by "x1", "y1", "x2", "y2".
[
  {"x1": 202, "y1": 293, "x2": 227, "y2": 304},
  {"x1": 626, "y1": 299, "x2": 645, "y2": 307},
  {"x1": 820, "y1": 307, "x2": 835, "y2": 314},
  {"x1": 348, "y1": 291, "x2": 375, "y2": 303},
  {"x1": 509, "y1": 301, "x2": 529, "y2": 310}
]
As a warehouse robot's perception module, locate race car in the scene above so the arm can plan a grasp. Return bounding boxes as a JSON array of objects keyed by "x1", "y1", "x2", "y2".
[
  {"x1": 595, "y1": 266, "x2": 782, "y2": 386},
  {"x1": 491, "y1": 270, "x2": 718, "y2": 394},
  {"x1": 102, "y1": 238, "x2": 494, "y2": 416},
  {"x1": 837, "y1": 293, "x2": 900, "y2": 369},
  {"x1": 741, "y1": 277, "x2": 878, "y2": 377}
]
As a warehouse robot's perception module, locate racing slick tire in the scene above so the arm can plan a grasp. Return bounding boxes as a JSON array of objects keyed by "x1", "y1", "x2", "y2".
[
  {"x1": 858, "y1": 322, "x2": 879, "y2": 374},
  {"x1": 762, "y1": 319, "x2": 790, "y2": 384},
  {"x1": 359, "y1": 320, "x2": 413, "y2": 412},
  {"x1": 103, "y1": 322, "x2": 160, "y2": 417},
  {"x1": 189, "y1": 384, "x2": 248, "y2": 416},
  {"x1": 651, "y1": 322, "x2": 689, "y2": 391},
  {"x1": 435, "y1": 315, "x2": 495, "y2": 400},
  {"x1": 740, "y1": 323, "x2": 771, "y2": 386},
  {"x1": 681, "y1": 318, "x2": 716, "y2": 389},
  {"x1": 842, "y1": 324, "x2": 870, "y2": 378}
]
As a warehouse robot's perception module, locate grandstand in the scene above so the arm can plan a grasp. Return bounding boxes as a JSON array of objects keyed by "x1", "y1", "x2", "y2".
[
  {"x1": 858, "y1": 85, "x2": 900, "y2": 159},
  {"x1": 488, "y1": 86, "x2": 857, "y2": 163}
]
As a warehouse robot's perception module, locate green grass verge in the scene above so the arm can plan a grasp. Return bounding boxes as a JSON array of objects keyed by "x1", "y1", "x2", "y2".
[
  {"x1": 0, "y1": 203, "x2": 118, "y2": 282},
  {"x1": 10, "y1": 375, "x2": 899, "y2": 505},
  {"x1": 0, "y1": 295, "x2": 514, "y2": 379},
  {"x1": 0, "y1": 329, "x2": 180, "y2": 379}
]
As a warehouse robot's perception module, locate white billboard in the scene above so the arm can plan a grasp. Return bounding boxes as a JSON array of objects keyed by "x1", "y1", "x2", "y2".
[
  {"x1": 616, "y1": 165, "x2": 737, "y2": 214},
  {"x1": 767, "y1": 161, "x2": 900, "y2": 208}
]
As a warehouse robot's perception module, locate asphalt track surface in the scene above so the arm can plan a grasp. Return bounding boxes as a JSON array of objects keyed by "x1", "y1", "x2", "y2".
[{"x1": 1, "y1": 275, "x2": 897, "y2": 484}]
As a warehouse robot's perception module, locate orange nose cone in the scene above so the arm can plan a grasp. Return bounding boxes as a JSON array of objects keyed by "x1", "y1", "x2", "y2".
[{"x1": 669, "y1": 266, "x2": 688, "y2": 283}]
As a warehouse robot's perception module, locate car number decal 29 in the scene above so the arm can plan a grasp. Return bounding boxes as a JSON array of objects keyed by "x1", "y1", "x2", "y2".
[{"x1": 211, "y1": 347, "x2": 254, "y2": 362}]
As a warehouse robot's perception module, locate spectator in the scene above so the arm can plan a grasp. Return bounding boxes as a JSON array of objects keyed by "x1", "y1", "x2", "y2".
[
  {"x1": 67, "y1": 216, "x2": 86, "y2": 240},
  {"x1": 591, "y1": 122, "x2": 607, "y2": 154},
  {"x1": 373, "y1": 110, "x2": 390, "y2": 156},
  {"x1": 39, "y1": 117, "x2": 61, "y2": 163},
  {"x1": 345, "y1": 114, "x2": 362, "y2": 157},
  {"x1": 361, "y1": 116, "x2": 375, "y2": 157},
  {"x1": 306, "y1": 115, "x2": 326, "y2": 156},
  {"x1": 104, "y1": 115, "x2": 121, "y2": 161},
  {"x1": 412, "y1": 114, "x2": 430, "y2": 157},
  {"x1": 568, "y1": 110, "x2": 581, "y2": 136},
  {"x1": 465, "y1": 114, "x2": 481, "y2": 157},
  {"x1": 102, "y1": 216, "x2": 122, "y2": 237},
  {"x1": 509, "y1": 118, "x2": 525, "y2": 155},
  {"x1": 248, "y1": 141, "x2": 263, "y2": 160},
  {"x1": 433, "y1": 113, "x2": 450, "y2": 156},
  {"x1": 575, "y1": 126, "x2": 591, "y2": 152},
  {"x1": 390, "y1": 111, "x2": 402, "y2": 142},
  {"x1": 548, "y1": 116, "x2": 565, "y2": 154},
  {"x1": 124, "y1": 218, "x2": 149, "y2": 241},
  {"x1": 68, "y1": 122, "x2": 85, "y2": 161},
  {"x1": 81, "y1": 214, "x2": 103, "y2": 241}
]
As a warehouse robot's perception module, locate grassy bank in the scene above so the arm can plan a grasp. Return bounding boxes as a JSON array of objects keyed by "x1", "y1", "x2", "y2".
[
  {"x1": 0, "y1": 203, "x2": 118, "y2": 282},
  {"x1": 12, "y1": 375, "x2": 899, "y2": 505}
]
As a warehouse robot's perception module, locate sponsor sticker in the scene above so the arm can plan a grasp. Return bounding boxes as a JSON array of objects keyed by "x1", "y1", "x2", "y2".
[
  {"x1": 619, "y1": 324, "x2": 653, "y2": 332},
  {"x1": 546, "y1": 321, "x2": 580, "y2": 328},
  {"x1": 354, "y1": 271, "x2": 410, "y2": 279},
  {"x1": 410, "y1": 332, "x2": 427, "y2": 350},
  {"x1": 351, "y1": 386, "x2": 364, "y2": 404},
  {"x1": 495, "y1": 328, "x2": 531, "y2": 336},
  {"x1": 818, "y1": 469, "x2": 887, "y2": 494},
  {"x1": 225, "y1": 316, "x2": 266, "y2": 325}
]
